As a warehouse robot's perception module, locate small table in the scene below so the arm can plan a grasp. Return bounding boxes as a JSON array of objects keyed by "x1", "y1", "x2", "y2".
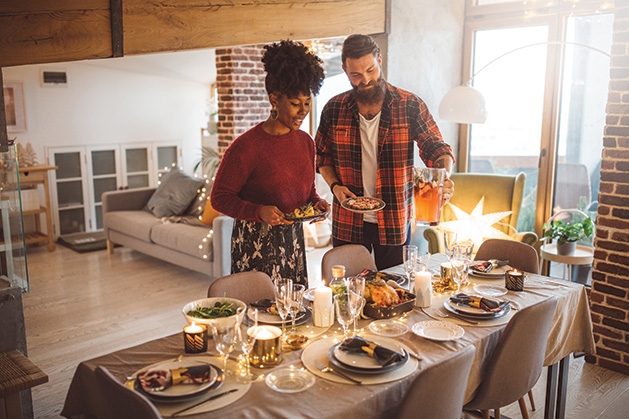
[
  {"x1": 540, "y1": 243, "x2": 594, "y2": 281},
  {"x1": 0, "y1": 350, "x2": 48, "y2": 419}
]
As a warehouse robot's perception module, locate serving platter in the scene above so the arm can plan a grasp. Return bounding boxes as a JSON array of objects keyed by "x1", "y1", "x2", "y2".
[
  {"x1": 283, "y1": 209, "x2": 329, "y2": 222},
  {"x1": 341, "y1": 197, "x2": 386, "y2": 213}
]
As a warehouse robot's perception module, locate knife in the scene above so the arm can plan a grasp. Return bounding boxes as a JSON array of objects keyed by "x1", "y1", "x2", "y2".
[{"x1": 171, "y1": 388, "x2": 239, "y2": 417}]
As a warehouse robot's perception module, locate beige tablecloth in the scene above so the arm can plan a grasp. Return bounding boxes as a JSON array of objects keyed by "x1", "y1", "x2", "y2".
[{"x1": 62, "y1": 255, "x2": 595, "y2": 419}]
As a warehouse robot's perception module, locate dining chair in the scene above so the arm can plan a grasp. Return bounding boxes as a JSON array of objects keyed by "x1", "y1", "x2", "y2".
[
  {"x1": 474, "y1": 238, "x2": 540, "y2": 274},
  {"x1": 463, "y1": 296, "x2": 558, "y2": 419},
  {"x1": 207, "y1": 271, "x2": 275, "y2": 304},
  {"x1": 320, "y1": 244, "x2": 377, "y2": 284},
  {"x1": 396, "y1": 345, "x2": 476, "y2": 419},
  {"x1": 422, "y1": 172, "x2": 538, "y2": 254},
  {"x1": 94, "y1": 366, "x2": 161, "y2": 419}
]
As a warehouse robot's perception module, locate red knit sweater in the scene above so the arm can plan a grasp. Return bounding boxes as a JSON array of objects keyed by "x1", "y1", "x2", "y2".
[{"x1": 211, "y1": 123, "x2": 321, "y2": 222}]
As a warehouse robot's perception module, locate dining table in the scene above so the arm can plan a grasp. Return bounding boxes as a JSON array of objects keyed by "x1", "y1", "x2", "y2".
[{"x1": 61, "y1": 254, "x2": 595, "y2": 419}]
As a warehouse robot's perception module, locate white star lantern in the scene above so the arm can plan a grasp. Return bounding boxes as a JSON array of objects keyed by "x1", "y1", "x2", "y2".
[{"x1": 438, "y1": 197, "x2": 514, "y2": 251}]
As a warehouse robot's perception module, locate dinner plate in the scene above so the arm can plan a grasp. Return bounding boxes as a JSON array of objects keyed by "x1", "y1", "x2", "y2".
[
  {"x1": 473, "y1": 284, "x2": 508, "y2": 297},
  {"x1": 283, "y1": 209, "x2": 329, "y2": 222},
  {"x1": 265, "y1": 366, "x2": 316, "y2": 393},
  {"x1": 133, "y1": 361, "x2": 223, "y2": 403},
  {"x1": 248, "y1": 307, "x2": 310, "y2": 325},
  {"x1": 368, "y1": 319, "x2": 410, "y2": 337},
  {"x1": 469, "y1": 264, "x2": 513, "y2": 279},
  {"x1": 411, "y1": 320, "x2": 464, "y2": 342},
  {"x1": 444, "y1": 299, "x2": 511, "y2": 319},
  {"x1": 328, "y1": 340, "x2": 408, "y2": 374},
  {"x1": 341, "y1": 197, "x2": 386, "y2": 213}
]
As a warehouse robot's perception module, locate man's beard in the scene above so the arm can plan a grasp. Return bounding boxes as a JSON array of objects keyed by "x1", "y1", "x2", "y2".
[{"x1": 352, "y1": 77, "x2": 386, "y2": 105}]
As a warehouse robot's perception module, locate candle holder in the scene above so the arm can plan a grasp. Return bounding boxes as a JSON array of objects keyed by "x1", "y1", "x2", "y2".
[
  {"x1": 505, "y1": 269, "x2": 526, "y2": 291},
  {"x1": 183, "y1": 323, "x2": 208, "y2": 353},
  {"x1": 249, "y1": 325, "x2": 282, "y2": 368}
]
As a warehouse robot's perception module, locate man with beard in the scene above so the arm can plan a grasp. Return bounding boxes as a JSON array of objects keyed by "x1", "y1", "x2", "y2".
[{"x1": 315, "y1": 34, "x2": 455, "y2": 269}]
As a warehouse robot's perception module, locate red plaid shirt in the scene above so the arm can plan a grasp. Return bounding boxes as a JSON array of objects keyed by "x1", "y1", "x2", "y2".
[{"x1": 315, "y1": 82, "x2": 454, "y2": 245}]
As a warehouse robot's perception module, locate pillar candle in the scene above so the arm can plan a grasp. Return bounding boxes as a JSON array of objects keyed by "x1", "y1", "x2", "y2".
[
  {"x1": 415, "y1": 269, "x2": 432, "y2": 308},
  {"x1": 313, "y1": 283, "x2": 334, "y2": 327},
  {"x1": 250, "y1": 325, "x2": 282, "y2": 367}
]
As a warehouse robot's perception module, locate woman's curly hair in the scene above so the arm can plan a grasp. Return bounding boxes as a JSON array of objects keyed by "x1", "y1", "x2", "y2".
[{"x1": 262, "y1": 40, "x2": 325, "y2": 98}]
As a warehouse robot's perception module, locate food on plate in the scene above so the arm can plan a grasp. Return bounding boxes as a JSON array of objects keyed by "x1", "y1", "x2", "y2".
[
  {"x1": 186, "y1": 301, "x2": 238, "y2": 319},
  {"x1": 343, "y1": 197, "x2": 383, "y2": 211},
  {"x1": 363, "y1": 277, "x2": 409, "y2": 307},
  {"x1": 285, "y1": 202, "x2": 322, "y2": 219},
  {"x1": 137, "y1": 364, "x2": 212, "y2": 392}
]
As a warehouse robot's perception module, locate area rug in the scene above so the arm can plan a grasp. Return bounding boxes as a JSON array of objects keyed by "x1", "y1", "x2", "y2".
[{"x1": 58, "y1": 231, "x2": 107, "y2": 253}]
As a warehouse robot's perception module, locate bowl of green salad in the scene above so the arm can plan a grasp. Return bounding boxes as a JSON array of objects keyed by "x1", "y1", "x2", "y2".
[{"x1": 182, "y1": 297, "x2": 247, "y2": 329}]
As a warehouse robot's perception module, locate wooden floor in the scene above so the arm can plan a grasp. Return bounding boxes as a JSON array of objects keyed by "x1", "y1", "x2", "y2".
[{"x1": 21, "y1": 244, "x2": 629, "y2": 418}]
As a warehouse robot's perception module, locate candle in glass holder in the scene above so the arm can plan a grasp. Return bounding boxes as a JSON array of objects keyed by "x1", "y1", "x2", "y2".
[
  {"x1": 415, "y1": 269, "x2": 432, "y2": 308},
  {"x1": 313, "y1": 282, "x2": 334, "y2": 327},
  {"x1": 249, "y1": 325, "x2": 282, "y2": 368},
  {"x1": 505, "y1": 269, "x2": 526, "y2": 291},
  {"x1": 183, "y1": 322, "x2": 208, "y2": 353}
]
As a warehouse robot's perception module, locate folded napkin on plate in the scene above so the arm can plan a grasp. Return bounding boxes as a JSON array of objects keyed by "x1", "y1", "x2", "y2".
[
  {"x1": 137, "y1": 364, "x2": 212, "y2": 392},
  {"x1": 470, "y1": 261, "x2": 493, "y2": 273},
  {"x1": 450, "y1": 293, "x2": 510, "y2": 313},
  {"x1": 338, "y1": 336, "x2": 404, "y2": 366}
]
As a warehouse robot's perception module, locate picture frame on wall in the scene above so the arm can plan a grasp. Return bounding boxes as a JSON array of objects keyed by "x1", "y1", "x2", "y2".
[{"x1": 3, "y1": 81, "x2": 27, "y2": 132}]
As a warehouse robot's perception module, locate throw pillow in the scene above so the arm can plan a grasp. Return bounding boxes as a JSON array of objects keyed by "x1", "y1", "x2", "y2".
[
  {"x1": 184, "y1": 178, "x2": 213, "y2": 217},
  {"x1": 145, "y1": 168, "x2": 204, "y2": 218},
  {"x1": 200, "y1": 199, "x2": 221, "y2": 225}
]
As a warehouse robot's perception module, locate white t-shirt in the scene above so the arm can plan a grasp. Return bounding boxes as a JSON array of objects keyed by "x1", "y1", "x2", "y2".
[{"x1": 360, "y1": 112, "x2": 381, "y2": 223}]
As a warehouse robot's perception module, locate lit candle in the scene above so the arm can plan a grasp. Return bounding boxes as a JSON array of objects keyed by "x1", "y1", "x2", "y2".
[
  {"x1": 505, "y1": 269, "x2": 525, "y2": 291},
  {"x1": 313, "y1": 282, "x2": 334, "y2": 327},
  {"x1": 250, "y1": 325, "x2": 282, "y2": 367},
  {"x1": 183, "y1": 322, "x2": 207, "y2": 353},
  {"x1": 414, "y1": 268, "x2": 433, "y2": 308}
]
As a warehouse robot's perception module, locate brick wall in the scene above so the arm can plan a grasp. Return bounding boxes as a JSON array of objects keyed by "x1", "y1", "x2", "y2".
[
  {"x1": 215, "y1": 45, "x2": 271, "y2": 154},
  {"x1": 589, "y1": 2, "x2": 629, "y2": 375}
]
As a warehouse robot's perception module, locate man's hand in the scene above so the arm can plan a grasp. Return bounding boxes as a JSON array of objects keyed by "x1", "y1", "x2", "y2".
[{"x1": 442, "y1": 177, "x2": 454, "y2": 206}]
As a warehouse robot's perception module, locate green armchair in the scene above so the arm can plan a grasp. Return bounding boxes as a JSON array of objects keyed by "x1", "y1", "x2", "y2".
[{"x1": 423, "y1": 172, "x2": 538, "y2": 254}]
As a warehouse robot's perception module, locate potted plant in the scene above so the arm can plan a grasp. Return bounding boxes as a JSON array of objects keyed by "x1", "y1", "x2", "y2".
[
  {"x1": 193, "y1": 146, "x2": 220, "y2": 179},
  {"x1": 543, "y1": 214, "x2": 594, "y2": 255}
]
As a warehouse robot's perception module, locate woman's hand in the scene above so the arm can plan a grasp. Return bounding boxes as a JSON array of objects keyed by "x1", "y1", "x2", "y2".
[
  {"x1": 310, "y1": 200, "x2": 331, "y2": 223},
  {"x1": 259, "y1": 206, "x2": 291, "y2": 226},
  {"x1": 442, "y1": 177, "x2": 454, "y2": 206}
]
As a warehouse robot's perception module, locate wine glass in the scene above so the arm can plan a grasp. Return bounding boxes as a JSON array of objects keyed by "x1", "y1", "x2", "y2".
[
  {"x1": 288, "y1": 284, "x2": 305, "y2": 335},
  {"x1": 443, "y1": 230, "x2": 458, "y2": 258},
  {"x1": 347, "y1": 277, "x2": 365, "y2": 334},
  {"x1": 273, "y1": 278, "x2": 292, "y2": 334},
  {"x1": 211, "y1": 321, "x2": 238, "y2": 375},
  {"x1": 334, "y1": 293, "x2": 354, "y2": 339},
  {"x1": 403, "y1": 245, "x2": 418, "y2": 290},
  {"x1": 237, "y1": 308, "x2": 258, "y2": 383}
]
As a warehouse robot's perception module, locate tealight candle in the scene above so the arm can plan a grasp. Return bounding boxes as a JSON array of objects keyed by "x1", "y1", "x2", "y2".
[
  {"x1": 250, "y1": 325, "x2": 282, "y2": 367},
  {"x1": 505, "y1": 269, "x2": 526, "y2": 291},
  {"x1": 313, "y1": 282, "x2": 334, "y2": 327},
  {"x1": 415, "y1": 269, "x2": 432, "y2": 308},
  {"x1": 183, "y1": 322, "x2": 207, "y2": 353}
]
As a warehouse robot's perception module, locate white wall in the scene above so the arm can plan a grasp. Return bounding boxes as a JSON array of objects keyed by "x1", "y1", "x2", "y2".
[
  {"x1": 388, "y1": 0, "x2": 465, "y2": 168},
  {"x1": 2, "y1": 52, "x2": 215, "y2": 175}
]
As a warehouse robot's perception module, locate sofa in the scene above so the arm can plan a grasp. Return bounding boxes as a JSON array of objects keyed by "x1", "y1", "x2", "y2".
[{"x1": 102, "y1": 187, "x2": 233, "y2": 278}]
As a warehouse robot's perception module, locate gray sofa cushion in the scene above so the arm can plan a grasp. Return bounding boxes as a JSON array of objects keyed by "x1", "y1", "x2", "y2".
[
  {"x1": 150, "y1": 222, "x2": 213, "y2": 261},
  {"x1": 104, "y1": 211, "x2": 161, "y2": 243},
  {"x1": 145, "y1": 168, "x2": 204, "y2": 218}
]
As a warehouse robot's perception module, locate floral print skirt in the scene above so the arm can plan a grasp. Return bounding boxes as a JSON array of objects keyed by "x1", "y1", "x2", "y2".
[{"x1": 231, "y1": 220, "x2": 308, "y2": 286}]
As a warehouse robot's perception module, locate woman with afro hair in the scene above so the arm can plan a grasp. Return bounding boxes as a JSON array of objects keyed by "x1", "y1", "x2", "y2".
[{"x1": 211, "y1": 40, "x2": 329, "y2": 286}]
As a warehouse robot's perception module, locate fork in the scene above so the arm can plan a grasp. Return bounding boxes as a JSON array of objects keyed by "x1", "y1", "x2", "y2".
[
  {"x1": 434, "y1": 308, "x2": 479, "y2": 325},
  {"x1": 315, "y1": 360, "x2": 362, "y2": 385}
]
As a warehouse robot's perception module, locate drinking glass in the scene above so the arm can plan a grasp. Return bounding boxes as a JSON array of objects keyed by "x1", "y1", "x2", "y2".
[
  {"x1": 347, "y1": 277, "x2": 365, "y2": 334},
  {"x1": 211, "y1": 322, "x2": 238, "y2": 375},
  {"x1": 403, "y1": 245, "x2": 418, "y2": 290},
  {"x1": 449, "y1": 241, "x2": 474, "y2": 293},
  {"x1": 288, "y1": 284, "x2": 305, "y2": 335},
  {"x1": 237, "y1": 309, "x2": 258, "y2": 383},
  {"x1": 334, "y1": 293, "x2": 354, "y2": 339},
  {"x1": 273, "y1": 278, "x2": 292, "y2": 334},
  {"x1": 413, "y1": 167, "x2": 446, "y2": 226},
  {"x1": 443, "y1": 230, "x2": 458, "y2": 258}
]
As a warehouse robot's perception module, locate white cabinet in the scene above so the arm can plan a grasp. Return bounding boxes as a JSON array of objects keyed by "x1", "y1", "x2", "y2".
[{"x1": 48, "y1": 142, "x2": 180, "y2": 237}]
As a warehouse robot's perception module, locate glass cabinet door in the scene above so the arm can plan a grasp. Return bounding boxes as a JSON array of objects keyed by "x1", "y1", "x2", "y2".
[
  {"x1": 51, "y1": 150, "x2": 88, "y2": 235},
  {"x1": 88, "y1": 147, "x2": 121, "y2": 230},
  {"x1": 122, "y1": 145, "x2": 150, "y2": 189}
]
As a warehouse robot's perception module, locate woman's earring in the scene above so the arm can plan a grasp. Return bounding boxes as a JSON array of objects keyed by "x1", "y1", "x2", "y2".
[{"x1": 270, "y1": 107, "x2": 279, "y2": 120}]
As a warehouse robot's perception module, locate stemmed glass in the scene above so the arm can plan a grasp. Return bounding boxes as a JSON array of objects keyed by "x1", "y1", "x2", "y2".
[
  {"x1": 211, "y1": 320, "x2": 238, "y2": 375},
  {"x1": 347, "y1": 276, "x2": 365, "y2": 334},
  {"x1": 449, "y1": 241, "x2": 474, "y2": 294},
  {"x1": 403, "y1": 245, "x2": 418, "y2": 290},
  {"x1": 287, "y1": 284, "x2": 305, "y2": 335},
  {"x1": 237, "y1": 308, "x2": 258, "y2": 383},
  {"x1": 443, "y1": 230, "x2": 458, "y2": 258},
  {"x1": 334, "y1": 293, "x2": 354, "y2": 339},
  {"x1": 273, "y1": 278, "x2": 292, "y2": 335}
]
